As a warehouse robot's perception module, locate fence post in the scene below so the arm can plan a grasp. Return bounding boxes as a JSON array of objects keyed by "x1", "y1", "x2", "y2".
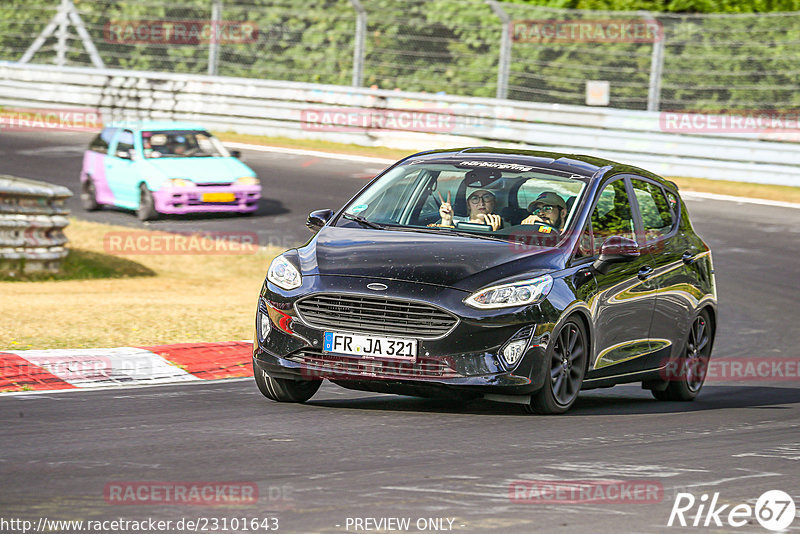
[
  {"x1": 350, "y1": 0, "x2": 367, "y2": 87},
  {"x1": 643, "y1": 11, "x2": 664, "y2": 112},
  {"x1": 208, "y1": 0, "x2": 222, "y2": 76},
  {"x1": 487, "y1": 0, "x2": 511, "y2": 100},
  {"x1": 55, "y1": 0, "x2": 70, "y2": 67}
]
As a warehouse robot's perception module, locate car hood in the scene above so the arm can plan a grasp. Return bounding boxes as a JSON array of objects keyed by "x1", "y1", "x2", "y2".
[
  {"x1": 142, "y1": 157, "x2": 254, "y2": 183},
  {"x1": 297, "y1": 226, "x2": 561, "y2": 291}
]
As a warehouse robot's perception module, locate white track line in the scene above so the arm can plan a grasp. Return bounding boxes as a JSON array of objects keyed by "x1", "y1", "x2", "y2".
[
  {"x1": 228, "y1": 143, "x2": 800, "y2": 209},
  {"x1": 223, "y1": 142, "x2": 395, "y2": 165},
  {"x1": 680, "y1": 190, "x2": 800, "y2": 209},
  {"x1": 5, "y1": 377, "x2": 253, "y2": 397}
]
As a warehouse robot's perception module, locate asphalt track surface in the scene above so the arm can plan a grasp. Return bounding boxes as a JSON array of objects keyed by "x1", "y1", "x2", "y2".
[{"x1": 1, "y1": 131, "x2": 799, "y2": 533}]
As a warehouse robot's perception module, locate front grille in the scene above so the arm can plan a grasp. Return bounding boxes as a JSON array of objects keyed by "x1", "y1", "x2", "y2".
[
  {"x1": 287, "y1": 349, "x2": 459, "y2": 379},
  {"x1": 295, "y1": 294, "x2": 458, "y2": 339}
]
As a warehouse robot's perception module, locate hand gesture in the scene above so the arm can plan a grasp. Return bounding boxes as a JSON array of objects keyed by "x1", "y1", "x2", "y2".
[{"x1": 437, "y1": 191, "x2": 453, "y2": 226}]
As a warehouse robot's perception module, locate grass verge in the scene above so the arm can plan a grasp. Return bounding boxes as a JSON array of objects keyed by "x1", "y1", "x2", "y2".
[
  {"x1": 0, "y1": 249, "x2": 155, "y2": 282},
  {"x1": 0, "y1": 219, "x2": 281, "y2": 349},
  {"x1": 215, "y1": 132, "x2": 800, "y2": 203}
]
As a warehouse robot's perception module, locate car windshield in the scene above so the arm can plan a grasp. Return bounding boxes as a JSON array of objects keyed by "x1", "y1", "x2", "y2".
[
  {"x1": 142, "y1": 130, "x2": 230, "y2": 158},
  {"x1": 336, "y1": 159, "x2": 589, "y2": 244}
]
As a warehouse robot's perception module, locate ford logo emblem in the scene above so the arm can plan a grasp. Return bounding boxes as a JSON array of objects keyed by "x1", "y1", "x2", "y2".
[{"x1": 367, "y1": 283, "x2": 388, "y2": 291}]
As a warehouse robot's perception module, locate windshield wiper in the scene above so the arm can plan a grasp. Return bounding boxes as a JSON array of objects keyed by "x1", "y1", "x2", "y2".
[
  {"x1": 387, "y1": 225, "x2": 508, "y2": 243},
  {"x1": 343, "y1": 212, "x2": 385, "y2": 230}
]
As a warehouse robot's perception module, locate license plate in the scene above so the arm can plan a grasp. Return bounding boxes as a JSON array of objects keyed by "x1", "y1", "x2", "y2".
[
  {"x1": 323, "y1": 331, "x2": 417, "y2": 361},
  {"x1": 202, "y1": 192, "x2": 236, "y2": 203}
]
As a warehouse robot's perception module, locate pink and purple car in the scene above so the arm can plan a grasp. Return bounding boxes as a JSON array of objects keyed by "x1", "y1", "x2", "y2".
[{"x1": 80, "y1": 122, "x2": 260, "y2": 220}]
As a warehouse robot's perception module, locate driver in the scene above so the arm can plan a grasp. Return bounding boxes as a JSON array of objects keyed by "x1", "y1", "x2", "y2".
[
  {"x1": 170, "y1": 135, "x2": 188, "y2": 156},
  {"x1": 438, "y1": 189, "x2": 503, "y2": 231},
  {"x1": 521, "y1": 192, "x2": 567, "y2": 231}
]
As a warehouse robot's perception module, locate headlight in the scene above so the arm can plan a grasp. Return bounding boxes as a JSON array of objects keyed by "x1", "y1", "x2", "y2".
[
  {"x1": 234, "y1": 176, "x2": 259, "y2": 186},
  {"x1": 464, "y1": 275, "x2": 553, "y2": 309},
  {"x1": 267, "y1": 255, "x2": 302, "y2": 290},
  {"x1": 164, "y1": 178, "x2": 195, "y2": 188}
]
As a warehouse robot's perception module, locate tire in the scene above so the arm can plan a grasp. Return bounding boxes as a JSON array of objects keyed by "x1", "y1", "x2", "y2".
[
  {"x1": 525, "y1": 318, "x2": 588, "y2": 414},
  {"x1": 81, "y1": 177, "x2": 100, "y2": 211},
  {"x1": 137, "y1": 183, "x2": 158, "y2": 221},
  {"x1": 253, "y1": 362, "x2": 321, "y2": 403},
  {"x1": 652, "y1": 309, "x2": 713, "y2": 402}
]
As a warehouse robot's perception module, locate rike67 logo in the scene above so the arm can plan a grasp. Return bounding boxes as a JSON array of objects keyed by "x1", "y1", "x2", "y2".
[{"x1": 668, "y1": 490, "x2": 796, "y2": 531}]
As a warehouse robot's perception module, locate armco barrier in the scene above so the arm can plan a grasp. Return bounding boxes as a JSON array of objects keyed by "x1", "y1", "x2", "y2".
[
  {"x1": 0, "y1": 175, "x2": 71, "y2": 273},
  {"x1": 1, "y1": 62, "x2": 799, "y2": 185}
]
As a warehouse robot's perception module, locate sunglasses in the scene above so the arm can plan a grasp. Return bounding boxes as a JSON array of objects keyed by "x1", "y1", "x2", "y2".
[
  {"x1": 531, "y1": 204, "x2": 557, "y2": 213},
  {"x1": 468, "y1": 194, "x2": 496, "y2": 204}
]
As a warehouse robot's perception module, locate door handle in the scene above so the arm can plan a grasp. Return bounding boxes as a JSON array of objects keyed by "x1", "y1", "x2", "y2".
[
  {"x1": 637, "y1": 266, "x2": 654, "y2": 281},
  {"x1": 682, "y1": 251, "x2": 696, "y2": 265}
]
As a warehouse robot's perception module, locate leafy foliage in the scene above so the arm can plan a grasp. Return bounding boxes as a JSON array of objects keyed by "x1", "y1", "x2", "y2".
[{"x1": 1, "y1": 0, "x2": 798, "y2": 110}]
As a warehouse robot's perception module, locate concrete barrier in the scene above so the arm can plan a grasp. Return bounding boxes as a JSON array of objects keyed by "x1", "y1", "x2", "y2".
[{"x1": 1, "y1": 62, "x2": 799, "y2": 185}]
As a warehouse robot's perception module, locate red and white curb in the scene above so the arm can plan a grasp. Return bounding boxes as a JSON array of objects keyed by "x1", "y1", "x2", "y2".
[{"x1": 0, "y1": 341, "x2": 253, "y2": 393}]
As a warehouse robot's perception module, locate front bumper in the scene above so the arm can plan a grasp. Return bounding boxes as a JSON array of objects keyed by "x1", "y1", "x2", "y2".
[
  {"x1": 153, "y1": 184, "x2": 260, "y2": 214},
  {"x1": 253, "y1": 275, "x2": 555, "y2": 397}
]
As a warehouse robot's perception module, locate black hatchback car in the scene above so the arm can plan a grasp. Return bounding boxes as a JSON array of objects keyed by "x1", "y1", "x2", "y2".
[{"x1": 253, "y1": 148, "x2": 716, "y2": 413}]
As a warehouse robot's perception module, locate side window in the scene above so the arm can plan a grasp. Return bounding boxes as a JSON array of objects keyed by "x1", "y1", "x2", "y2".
[
  {"x1": 89, "y1": 128, "x2": 117, "y2": 154},
  {"x1": 630, "y1": 179, "x2": 676, "y2": 242},
  {"x1": 113, "y1": 130, "x2": 135, "y2": 159},
  {"x1": 591, "y1": 180, "x2": 635, "y2": 252}
]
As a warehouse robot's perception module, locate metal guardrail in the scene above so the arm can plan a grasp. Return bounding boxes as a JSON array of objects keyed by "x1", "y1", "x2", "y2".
[
  {"x1": 0, "y1": 62, "x2": 799, "y2": 185},
  {"x1": 0, "y1": 175, "x2": 71, "y2": 274}
]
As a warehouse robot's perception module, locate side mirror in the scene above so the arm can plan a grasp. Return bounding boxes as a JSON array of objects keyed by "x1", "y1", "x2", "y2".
[
  {"x1": 592, "y1": 236, "x2": 640, "y2": 275},
  {"x1": 115, "y1": 149, "x2": 131, "y2": 160},
  {"x1": 230, "y1": 150, "x2": 242, "y2": 159},
  {"x1": 306, "y1": 209, "x2": 335, "y2": 233}
]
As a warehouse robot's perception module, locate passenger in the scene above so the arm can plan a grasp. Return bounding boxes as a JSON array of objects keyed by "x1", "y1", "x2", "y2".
[
  {"x1": 521, "y1": 192, "x2": 567, "y2": 231},
  {"x1": 438, "y1": 189, "x2": 502, "y2": 231}
]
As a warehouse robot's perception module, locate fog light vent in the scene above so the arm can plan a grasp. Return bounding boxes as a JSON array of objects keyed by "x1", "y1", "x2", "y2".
[{"x1": 258, "y1": 301, "x2": 271, "y2": 342}]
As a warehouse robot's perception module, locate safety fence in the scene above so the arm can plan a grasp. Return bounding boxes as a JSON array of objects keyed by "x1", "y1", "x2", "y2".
[
  {"x1": 0, "y1": 175, "x2": 71, "y2": 274},
  {"x1": 1, "y1": 62, "x2": 800, "y2": 185}
]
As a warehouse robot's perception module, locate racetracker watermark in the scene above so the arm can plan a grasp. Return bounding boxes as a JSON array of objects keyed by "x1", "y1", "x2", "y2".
[
  {"x1": 104, "y1": 482, "x2": 258, "y2": 506},
  {"x1": 0, "y1": 108, "x2": 101, "y2": 132},
  {"x1": 660, "y1": 110, "x2": 800, "y2": 133},
  {"x1": 104, "y1": 20, "x2": 258, "y2": 44},
  {"x1": 7, "y1": 355, "x2": 112, "y2": 382},
  {"x1": 661, "y1": 357, "x2": 800, "y2": 383},
  {"x1": 508, "y1": 229, "x2": 563, "y2": 252},
  {"x1": 300, "y1": 108, "x2": 476, "y2": 133},
  {"x1": 512, "y1": 19, "x2": 663, "y2": 43},
  {"x1": 103, "y1": 231, "x2": 258, "y2": 255},
  {"x1": 509, "y1": 480, "x2": 663, "y2": 504},
  {"x1": 299, "y1": 358, "x2": 448, "y2": 381}
]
